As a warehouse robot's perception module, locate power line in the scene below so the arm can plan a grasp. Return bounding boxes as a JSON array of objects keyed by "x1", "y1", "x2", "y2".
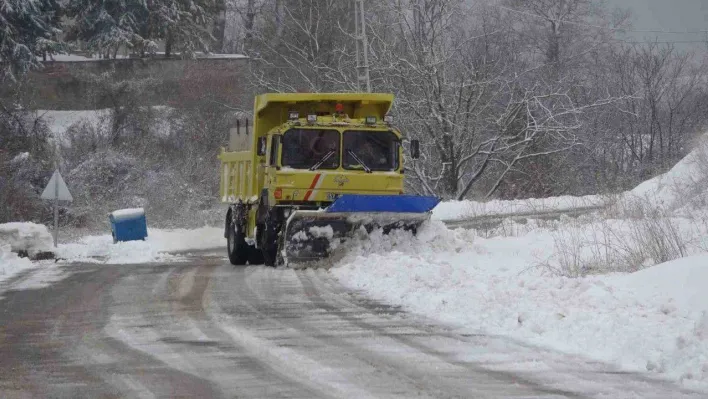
[{"x1": 494, "y1": 4, "x2": 708, "y2": 35}]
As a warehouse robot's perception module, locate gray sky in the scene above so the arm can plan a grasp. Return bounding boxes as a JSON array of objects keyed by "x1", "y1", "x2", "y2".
[{"x1": 607, "y1": 0, "x2": 708, "y2": 48}]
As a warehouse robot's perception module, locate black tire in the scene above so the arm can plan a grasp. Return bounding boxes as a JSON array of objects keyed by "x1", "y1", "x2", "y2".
[
  {"x1": 248, "y1": 244, "x2": 264, "y2": 265},
  {"x1": 260, "y1": 218, "x2": 280, "y2": 267},
  {"x1": 227, "y1": 222, "x2": 249, "y2": 266}
]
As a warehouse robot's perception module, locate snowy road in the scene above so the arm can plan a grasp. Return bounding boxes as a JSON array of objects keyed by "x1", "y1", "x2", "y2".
[{"x1": 0, "y1": 251, "x2": 702, "y2": 398}]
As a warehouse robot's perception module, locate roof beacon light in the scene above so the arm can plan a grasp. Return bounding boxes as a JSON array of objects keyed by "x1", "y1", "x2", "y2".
[
  {"x1": 288, "y1": 111, "x2": 299, "y2": 121},
  {"x1": 335, "y1": 103, "x2": 344, "y2": 114},
  {"x1": 307, "y1": 114, "x2": 318, "y2": 123},
  {"x1": 365, "y1": 116, "x2": 377, "y2": 125},
  {"x1": 384, "y1": 114, "x2": 393, "y2": 124}
]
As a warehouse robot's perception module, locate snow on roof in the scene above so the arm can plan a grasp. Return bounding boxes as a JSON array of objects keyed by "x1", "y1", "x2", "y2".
[{"x1": 110, "y1": 208, "x2": 145, "y2": 221}]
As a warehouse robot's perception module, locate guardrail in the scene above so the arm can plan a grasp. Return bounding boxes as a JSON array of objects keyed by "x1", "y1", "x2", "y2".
[{"x1": 439, "y1": 205, "x2": 606, "y2": 230}]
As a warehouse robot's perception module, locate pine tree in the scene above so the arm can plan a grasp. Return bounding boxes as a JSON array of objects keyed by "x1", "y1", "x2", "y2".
[
  {"x1": 0, "y1": 0, "x2": 62, "y2": 81},
  {"x1": 150, "y1": 0, "x2": 215, "y2": 58},
  {"x1": 66, "y1": 0, "x2": 150, "y2": 58},
  {"x1": 66, "y1": 0, "x2": 215, "y2": 58}
]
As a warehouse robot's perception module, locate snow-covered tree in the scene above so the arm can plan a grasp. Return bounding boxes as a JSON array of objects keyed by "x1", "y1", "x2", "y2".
[
  {"x1": 66, "y1": 0, "x2": 148, "y2": 57},
  {"x1": 0, "y1": 0, "x2": 62, "y2": 81},
  {"x1": 66, "y1": 0, "x2": 215, "y2": 58},
  {"x1": 147, "y1": 0, "x2": 216, "y2": 57}
]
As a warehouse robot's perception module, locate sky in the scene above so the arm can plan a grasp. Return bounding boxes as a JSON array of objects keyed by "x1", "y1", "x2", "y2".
[{"x1": 607, "y1": 0, "x2": 708, "y2": 48}]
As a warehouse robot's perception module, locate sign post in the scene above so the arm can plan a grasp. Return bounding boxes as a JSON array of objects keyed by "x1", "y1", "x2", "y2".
[{"x1": 41, "y1": 170, "x2": 73, "y2": 247}]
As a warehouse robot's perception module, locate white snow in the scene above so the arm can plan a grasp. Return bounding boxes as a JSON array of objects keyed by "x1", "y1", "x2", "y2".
[
  {"x1": 37, "y1": 109, "x2": 110, "y2": 138},
  {"x1": 0, "y1": 222, "x2": 53, "y2": 256},
  {"x1": 0, "y1": 244, "x2": 36, "y2": 286},
  {"x1": 623, "y1": 138, "x2": 708, "y2": 212},
  {"x1": 56, "y1": 227, "x2": 224, "y2": 264},
  {"x1": 11, "y1": 152, "x2": 29, "y2": 163},
  {"x1": 111, "y1": 208, "x2": 145, "y2": 221},
  {"x1": 309, "y1": 225, "x2": 334, "y2": 239},
  {"x1": 329, "y1": 222, "x2": 708, "y2": 391},
  {"x1": 329, "y1": 134, "x2": 708, "y2": 391}
]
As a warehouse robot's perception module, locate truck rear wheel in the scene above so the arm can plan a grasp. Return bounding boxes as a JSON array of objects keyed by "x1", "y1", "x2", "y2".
[{"x1": 227, "y1": 222, "x2": 249, "y2": 266}]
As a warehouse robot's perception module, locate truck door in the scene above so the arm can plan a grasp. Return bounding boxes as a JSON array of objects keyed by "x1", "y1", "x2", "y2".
[{"x1": 266, "y1": 135, "x2": 281, "y2": 187}]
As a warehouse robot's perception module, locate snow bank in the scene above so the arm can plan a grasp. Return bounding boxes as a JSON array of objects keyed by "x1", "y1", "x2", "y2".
[
  {"x1": 56, "y1": 227, "x2": 223, "y2": 264},
  {"x1": 0, "y1": 222, "x2": 53, "y2": 256},
  {"x1": 0, "y1": 244, "x2": 36, "y2": 285},
  {"x1": 432, "y1": 194, "x2": 607, "y2": 221},
  {"x1": 623, "y1": 135, "x2": 708, "y2": 212},
  {"x1": 330, "y1": 222, "x2": 708, "y2": 390}
]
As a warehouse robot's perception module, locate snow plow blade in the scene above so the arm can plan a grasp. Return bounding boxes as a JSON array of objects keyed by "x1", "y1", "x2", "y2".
[{"x1": 281, "y1": 195, "x2": 440, "y2": 265}]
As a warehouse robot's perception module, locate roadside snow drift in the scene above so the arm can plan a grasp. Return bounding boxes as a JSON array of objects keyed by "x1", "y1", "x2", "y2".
[
  {"x1": 0, "y1": 244, "x2": 36, "y2": 285},
  {"x1": 329, "y1": 222, "x2": 708, "y2": 390},
  {"x1": 0, "y1": 222, "x2": 53, "y2": 257},
  {"x1": 56, "y1": 227, "x2": 224, "y2": 264},
  {"x1": 432, "y1": 194, "x2": 607, "y2": 221}
]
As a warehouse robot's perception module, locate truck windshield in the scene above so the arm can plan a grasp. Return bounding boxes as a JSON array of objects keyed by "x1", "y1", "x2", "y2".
[
  {"x1": 343, "y1": 130, "x2": 399, "y2": 171},
  {"x1": 281, "y1": 129, "x2": 340, "y2": 170}
]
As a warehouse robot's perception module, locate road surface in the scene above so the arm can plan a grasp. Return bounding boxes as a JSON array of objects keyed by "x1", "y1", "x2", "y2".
[{"x1": 0, "y1": 251, "x2": 702, "y2": 398}]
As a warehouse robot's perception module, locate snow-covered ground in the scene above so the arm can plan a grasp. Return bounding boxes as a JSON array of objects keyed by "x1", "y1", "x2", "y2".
[
  {"x1": 56, "y1": 227, "x2": 223, "y2": 264},
  {"x1": 0, "y1": 223, "x2": 54, "y2": 288},
  {"x1": 37, "y1": 109, "x2": 110, "y2": 138},
  {"x1": 1, "y1": 223, "x2": 224, "y2": 290},
  {"x1": 37, "y1": 107, "x2": 174, "y2": 142},
  {"x1": 0, "y1": 222, "x2": 53, "y2": 256},
  {"x1": 0, "y1": 245, "x2": 38, "y2": 287},
  {"x1": 330, "y1": 136, "x2": 708, "y2": 391},
  {"x1": 329, "y1": 223, "x2": 708, "y2": 391}
]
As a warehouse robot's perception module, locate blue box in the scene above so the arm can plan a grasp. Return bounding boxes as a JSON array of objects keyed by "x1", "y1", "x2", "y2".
[{"x1": 110, "y1": 208, "x2": 148, "y2": 242}]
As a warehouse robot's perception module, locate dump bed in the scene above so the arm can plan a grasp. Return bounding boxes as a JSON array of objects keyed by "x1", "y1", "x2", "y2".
[{"x1": 218, "y1": 149, "x2": 259, "y2": 203}]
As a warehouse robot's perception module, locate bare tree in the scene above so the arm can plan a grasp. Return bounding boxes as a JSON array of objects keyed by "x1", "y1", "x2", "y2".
[{"x1": 244, "y1": 0, "x2": 706, "y2": 199}]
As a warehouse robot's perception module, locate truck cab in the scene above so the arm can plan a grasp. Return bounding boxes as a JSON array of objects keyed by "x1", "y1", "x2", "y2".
[{"x1": 263, "y1": 112, "x2": 404, "y2": 208}]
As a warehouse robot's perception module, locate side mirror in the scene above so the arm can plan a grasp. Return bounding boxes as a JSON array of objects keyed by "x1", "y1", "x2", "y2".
[
  {"x1": 410, "y1": 139, "x2": 420, "y2": 159},
  {"x1": 257, "y1": 137, "x2": 267, "y2": 156}
]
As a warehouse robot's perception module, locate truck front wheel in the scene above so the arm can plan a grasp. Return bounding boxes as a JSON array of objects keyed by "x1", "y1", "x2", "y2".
[
  {"x1": 227, "y1": 221, "x2": 249, "y2": 266},
  {"x1": 259, "y1": 211, "x2": 282, "y2": 267}
]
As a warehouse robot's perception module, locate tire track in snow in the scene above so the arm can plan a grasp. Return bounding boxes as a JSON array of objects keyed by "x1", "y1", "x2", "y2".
[
  {"x1": 215, "y1": 265, "x2": 571, "y2": 398},
  {"x1": 108, "y1": 259, "x2": 326, "y2": 398}
]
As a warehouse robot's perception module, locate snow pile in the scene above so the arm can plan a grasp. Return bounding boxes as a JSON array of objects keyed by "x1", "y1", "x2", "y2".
[
  {"x1": 56, "y1": 227, "x2": 223, "y2": 264},
  {"x1": 0, "y1": 244, "x2": 35, "y2": 284},
  {"x1": 623, "y1": 136, "x2": 708, "y2": 212},
  {"x1": 330, "y1": 222, "x2": 708, "y2": 390},
  {"x1": 0, "y1": 222, "x2": 53, "y2": 256},
  {"x1": 432, "y1": 194, "x2": 607, "y2": 221}
]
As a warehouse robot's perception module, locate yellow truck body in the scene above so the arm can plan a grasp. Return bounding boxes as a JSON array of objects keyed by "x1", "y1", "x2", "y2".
[{"x1": 218, "y1": 93, "x2": 430, "y2": 266}]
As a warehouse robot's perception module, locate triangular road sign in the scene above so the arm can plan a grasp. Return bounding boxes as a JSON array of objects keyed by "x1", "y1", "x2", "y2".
[{"x1": 41, "y1": 170, "x2": 73, "y2": 202}]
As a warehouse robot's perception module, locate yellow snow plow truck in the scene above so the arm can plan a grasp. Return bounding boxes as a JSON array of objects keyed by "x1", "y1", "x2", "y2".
[{"x1": 218, "y1": 93, "x2": 439, "y2": 266}]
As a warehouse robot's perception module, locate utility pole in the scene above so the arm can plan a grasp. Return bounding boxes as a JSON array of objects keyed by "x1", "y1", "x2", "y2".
[{"x1": 354, "y1": 0, "x2": 371, "y2": 92}]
